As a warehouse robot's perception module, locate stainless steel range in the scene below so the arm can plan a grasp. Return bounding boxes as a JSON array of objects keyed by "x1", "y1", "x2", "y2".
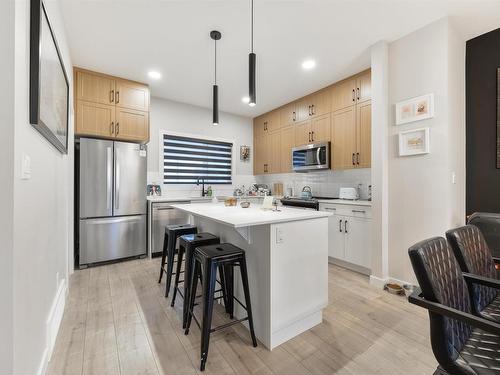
[{"x1": 281, "y1": 196, "x2": 339, "y2": 211}]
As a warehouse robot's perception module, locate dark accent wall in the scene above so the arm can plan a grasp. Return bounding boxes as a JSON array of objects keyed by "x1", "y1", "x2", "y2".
[{"x1": 466, "y1": 28, "x2": 500, "y2": 215}]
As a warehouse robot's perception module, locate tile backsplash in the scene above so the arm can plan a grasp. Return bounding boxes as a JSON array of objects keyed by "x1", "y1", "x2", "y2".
[
  {"x1": 255, "y1": 168, "x2": 372, "y2": 199},
  {"x1": 148, "y1": 169, "x2": 371, "y2": 199}
]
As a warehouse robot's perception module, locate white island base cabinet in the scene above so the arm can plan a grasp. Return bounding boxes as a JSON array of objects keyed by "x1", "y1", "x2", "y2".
[
  {"x1": 320, "y1": 203, "x2": 372, "y2": 275},
  {"x1": 170, "y1": 203, "x2": 330, "y2": 350}
]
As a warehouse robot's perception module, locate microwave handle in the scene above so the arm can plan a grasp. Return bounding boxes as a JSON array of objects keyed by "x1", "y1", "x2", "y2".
[{"x1": 316, "y1": 146, "x2": 321, "y2": 165}]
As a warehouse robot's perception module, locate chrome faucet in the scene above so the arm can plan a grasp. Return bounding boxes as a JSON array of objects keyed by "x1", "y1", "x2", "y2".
[{"x1": 197, "y1": 178, "x2": 208, "y2": 197}]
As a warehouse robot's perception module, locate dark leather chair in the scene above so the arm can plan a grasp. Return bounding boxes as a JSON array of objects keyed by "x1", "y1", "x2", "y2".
[
  {"x1": 468, "y1": 212, "x2": 500, "y2": 258},
  {"x1": 408, "y1": 237, "x2": 500, "y2": 375},
  {"x1": 446, "y1": 225, "x2": 500, "y2": 323}
]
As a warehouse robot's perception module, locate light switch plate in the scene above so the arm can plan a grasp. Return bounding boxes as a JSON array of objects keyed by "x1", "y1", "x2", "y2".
[{"x1": 21, "y1": 153, "x2": 31, "y2": 180}]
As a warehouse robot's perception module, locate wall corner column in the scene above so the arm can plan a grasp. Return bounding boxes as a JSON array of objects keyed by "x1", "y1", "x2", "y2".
[{"x1": 369, "y1": 41, "x2": 390, "y2": 287}]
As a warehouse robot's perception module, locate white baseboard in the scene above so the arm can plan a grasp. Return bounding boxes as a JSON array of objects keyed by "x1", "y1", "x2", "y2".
[
  {"x1": 38, "y1": 278, "x2": 67, "y2": 375},
  {"x1": 369, "y1": 275, "x2": 388, "y2": 288}
]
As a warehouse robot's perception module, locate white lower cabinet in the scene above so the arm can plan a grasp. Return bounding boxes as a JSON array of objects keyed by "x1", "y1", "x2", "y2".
[{"x1": 320, "y1": 203, "x2": 372, "y2": 273}]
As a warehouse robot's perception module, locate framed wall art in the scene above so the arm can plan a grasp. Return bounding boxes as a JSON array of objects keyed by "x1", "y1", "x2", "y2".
[
  {"x1": 398, "y1": 127, "x2": 430, "y2": 156},
  {"x1": 395, "y1": 93, "x2": 434, "y2": 125},
  {"x1": 29, "y1": 0, "x2": 70, "y2": 154},
  {"x1": 497, "y1": 68, "x2": 500, "y2": 168}
]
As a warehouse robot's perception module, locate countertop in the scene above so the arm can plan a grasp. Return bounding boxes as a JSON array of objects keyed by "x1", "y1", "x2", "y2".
[
  {"x1": 170, "y1": 202, "x2": 332, "y2": 228},
  {"x1": 146, "y1": 195, "x2": 267, "y2": 203},
  {"x1": 317, "y1": 199, "x2": 372, "y2": 207}
]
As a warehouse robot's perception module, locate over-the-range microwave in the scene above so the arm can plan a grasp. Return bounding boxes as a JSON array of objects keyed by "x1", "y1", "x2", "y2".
[{"x1": 292, "y1": 142, "x2": 330, "y2": 172}]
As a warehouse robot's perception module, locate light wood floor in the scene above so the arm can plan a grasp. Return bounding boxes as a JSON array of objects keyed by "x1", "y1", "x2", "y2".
[{"x1": 47, "y1": 259, "x2": 437, "y2": 375}]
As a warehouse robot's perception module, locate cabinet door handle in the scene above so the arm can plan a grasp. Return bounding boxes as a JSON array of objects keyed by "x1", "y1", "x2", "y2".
[
  {"x1": 293, "y1": 111, "x2": 296, "y2": 121},
  {"x1": 110, "y1": 90, "x2": 114, "y2": 103},
  {"x1": 308, "y1": 105, "x2": 311, "y2": 116},
  {"x1": 352, "y1": 153, "x2": 355, "y2": 165},
  {"x1": 110, "y1": 121, "x2": 114, "y2": 134},
  {"x1": 352, "y1": 89, "x2": 355, "y2": 102},
  {"x1": 344, "y1": 220, "x2": 348, "y2": 233},
  {"x1": 357, "y1": 87, "x2": 360, "y2": 101},
  {"x1": 339, "y1": 219, "x2": 343, "y2": 233},
  {"x1": 116, "y1": 91, "x2": 120, "y2": 104},
  {"x1": 324, "y1": 207, "x2": 336, "y2": 211},
  {"x1": 352, "y1": 210, "x2": 366, "y2": 213},
  {"x1": 356, "y1": 152, "x2": 360, "y2": 165},
  {"x1": 311, "y1": 104, "x2": 315, "y2": 115},
  {"x1": 312, "y1": 131, "x2": 315, "y2": 142},
  {"x1": 116, "y1": 122, "x2": 119, "y2": 135}
]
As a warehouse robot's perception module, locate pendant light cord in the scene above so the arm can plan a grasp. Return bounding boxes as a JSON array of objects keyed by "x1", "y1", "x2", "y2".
[
  {"x1": 251, "y1": 0, "x2": 254, "y2": 53},
  {"x1": 214, "y1": 39, "x2": 217, "y2": 85}
]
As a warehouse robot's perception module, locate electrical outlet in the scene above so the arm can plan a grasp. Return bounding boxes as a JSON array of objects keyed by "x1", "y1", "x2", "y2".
[{"x1": 276, "y1": 227, "x2": 284, "y2": 244}]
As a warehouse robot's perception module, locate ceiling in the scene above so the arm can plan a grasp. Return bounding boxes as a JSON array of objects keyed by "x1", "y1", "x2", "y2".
[{"x1": 59, "y1": 0, "x2": 500, "y2": 117}]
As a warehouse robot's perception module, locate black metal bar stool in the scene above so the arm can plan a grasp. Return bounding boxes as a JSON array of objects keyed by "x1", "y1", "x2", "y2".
[
  {"x1": 158, "y1": 224, "x2": 197, "y2": 298},
  {"x1": 185, "y1": 243, "x2": 257, "y2": 371},
  {"x1": 171, "y1": 232, "x2": 221, "y2": 327}
]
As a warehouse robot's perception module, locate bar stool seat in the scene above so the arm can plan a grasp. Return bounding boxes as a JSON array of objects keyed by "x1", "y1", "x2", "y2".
[
  {"x1": 185, "y1": 243, "x2": 257, "y2": 371},
  {"x1": 158, "y1": 224, "x2": 197, "y2": 298},
  {"x1": 172, "y1": 232, "x2": 221, "y2": 328}
]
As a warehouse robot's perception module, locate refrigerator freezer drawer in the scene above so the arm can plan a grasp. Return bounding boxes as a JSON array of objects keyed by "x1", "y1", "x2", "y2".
[{"x1": 79, "y1": 215, "x2": 146, "y2": 266}]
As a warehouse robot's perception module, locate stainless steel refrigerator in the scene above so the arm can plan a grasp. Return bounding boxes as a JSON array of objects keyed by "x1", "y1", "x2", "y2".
[{"x1": 78, "y1": 138, "x2": 147, "y2": 267}]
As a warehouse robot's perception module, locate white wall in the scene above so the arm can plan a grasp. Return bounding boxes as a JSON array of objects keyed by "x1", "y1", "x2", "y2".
[
  {"x1": 384, "y1": 18, "x2": 465, "y2": 284},
  {"x1": 13, "y1": 0, "x2": 74, "y2": 374},
  {"x1": 147, "y1": 97, "x2": 255, "y2": 197},
  {"x1": 0, "y1": 0, "x2": 15, "y2": 373}
]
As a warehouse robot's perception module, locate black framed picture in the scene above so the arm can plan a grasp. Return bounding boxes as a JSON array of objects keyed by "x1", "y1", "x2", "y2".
[
  {"x1": 29, "y1": 0, "x2": 69, "y2": 154},
  {"x1": 497, "y1": 68, "x2": 500, "y2": 168}
]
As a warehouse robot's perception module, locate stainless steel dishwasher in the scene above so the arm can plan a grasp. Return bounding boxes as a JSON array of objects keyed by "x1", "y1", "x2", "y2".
[{"x1": 148, "y1": 201, "x2": 190, "y2": 257}]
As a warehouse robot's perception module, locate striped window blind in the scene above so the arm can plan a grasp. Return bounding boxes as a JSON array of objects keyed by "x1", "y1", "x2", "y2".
[{"x1": 163, "y1": 134, "x2": 233, "y2": 184}]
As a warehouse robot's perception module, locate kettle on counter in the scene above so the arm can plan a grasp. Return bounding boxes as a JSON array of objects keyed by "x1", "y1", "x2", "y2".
[{"x1": 301, "y1": 186, "x2": 313, "y2": 200}]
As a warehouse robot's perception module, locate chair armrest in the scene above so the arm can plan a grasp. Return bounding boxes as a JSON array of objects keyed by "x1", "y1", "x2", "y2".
[
  {"x1": 408, "y1": 288, "x2": 500, "y2": 336},
  {"x1": 463, "y1": 272, "x2": 500, "y2": 289}
]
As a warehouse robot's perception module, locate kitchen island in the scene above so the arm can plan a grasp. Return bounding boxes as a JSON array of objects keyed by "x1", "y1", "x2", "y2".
[{"x1": 170, "y1": 202, "x2": 331, "y2": 350}]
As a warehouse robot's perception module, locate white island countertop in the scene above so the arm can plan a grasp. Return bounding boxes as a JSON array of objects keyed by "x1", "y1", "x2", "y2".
[{"x1": 170, "y1": 202, "x2": 331, "y2": 228}]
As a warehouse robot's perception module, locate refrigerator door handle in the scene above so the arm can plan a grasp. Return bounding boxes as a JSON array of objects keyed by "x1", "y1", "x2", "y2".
[
  {"x1": 115, "y1": 148, "x2": 120, "y2": 210},
  {"x1": 106, "y1": 147, "x2": 112, "y2": 210}
]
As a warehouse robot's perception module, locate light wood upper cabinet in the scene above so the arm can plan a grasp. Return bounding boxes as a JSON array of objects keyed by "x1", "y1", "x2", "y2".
[
  {"x1": 295, "y1": 120, "x2": 312, "y2": 146},
  {"x1": 331, "y1": 107, "x2": 357, "y2": 170},
  {"x1": 76, "y1": 70, "x2": 115, "y2": 105},
  {"x1": 76, "y1": 100, "x2": 115, "y2": 138},
  {"x1": 115, "y1": 79, "x2": 150, "y2": 111},
  {"x1": 115, "y1": 108, "x2": 149, "y2": 142},
  {"x1": 356, "y1": 101, "x2": 371, "y2": 168},
  {"x1": 252, "y1": 69, "x2": 371, "y2": 175},
  {"x1": 296, "y1": 89, "x2": 331, "y2": 122},
  {"x1": 253, "y1": 134, "x2": 266, "y2": 175},
  {"x1": 356, "y1": 70, "x2": 371, "y2": 104},
  {"x1": 311, "y1": 113, "x2": 331, "y2": 143},
  {"x1": 310, "y1": 89, "x2": 331, "y2": 117},
  {"x1": 280, "y1": 126, "x2": 295, "y2": 173},
  {"x1": 268, "y1": 131, "x2": 281, "y2": 174},
  {"x1": 280, "y1": 102, "x2": 297, "y2": 126},
  {"x1": 74, "y1": 67, "x2": 150, "y2": 143},
  {"x1": 331, "y1": 78, "x2": 356, "y2": 112}
]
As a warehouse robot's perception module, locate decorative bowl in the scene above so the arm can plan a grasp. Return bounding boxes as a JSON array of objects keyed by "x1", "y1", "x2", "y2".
[{"x1": 240, "y1": 201, "x2": 251, "y2": 208}]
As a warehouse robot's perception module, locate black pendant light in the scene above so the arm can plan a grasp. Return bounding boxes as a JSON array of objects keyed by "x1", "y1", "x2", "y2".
[
  {"x1": 248, "y1": 0, "x2": 256, "y2": 107},
  {"x1": 210, "y1": 30, "x2": 221, "y2": 125}
]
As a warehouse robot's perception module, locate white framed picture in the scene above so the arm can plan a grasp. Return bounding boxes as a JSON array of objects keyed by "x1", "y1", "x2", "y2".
[
  {"x1": 398, "y1": 127, "x2": 430, "y2": 156},
  {"x1": 395, "y1": 93, "x2": 434, "y2": 125}
]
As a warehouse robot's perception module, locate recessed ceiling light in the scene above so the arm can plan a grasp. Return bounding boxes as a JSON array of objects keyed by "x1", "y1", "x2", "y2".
[
  {"x1": 242, "y1": 96, "x2": 250, "y2": 104},
  {"x1": 302, "y1": 59, "x2": 316, "y2": 70},
  {"x1": 148, "y1": 71, "x2": 162, "y2": 80}
]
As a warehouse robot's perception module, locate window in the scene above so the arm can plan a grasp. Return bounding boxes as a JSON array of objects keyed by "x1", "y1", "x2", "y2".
[{"x1": 163, "y1": 134, "x2": 233, "y2": 184}]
